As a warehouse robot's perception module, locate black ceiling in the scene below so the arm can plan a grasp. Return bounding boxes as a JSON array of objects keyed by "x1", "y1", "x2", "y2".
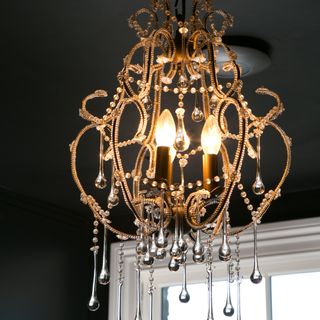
[{"x1": 1, "y1": 0, "x2": 320, "y2": 229}]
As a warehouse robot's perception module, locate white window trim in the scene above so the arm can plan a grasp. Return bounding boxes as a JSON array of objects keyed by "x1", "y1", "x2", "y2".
[{"x1": 108, "y1": 217, "x2": 320, "y2": 320}]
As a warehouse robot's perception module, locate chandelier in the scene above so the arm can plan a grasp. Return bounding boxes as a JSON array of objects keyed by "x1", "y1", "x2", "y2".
[{"x1": 70, "y1": 0, "x2": 291, "y2": 318}]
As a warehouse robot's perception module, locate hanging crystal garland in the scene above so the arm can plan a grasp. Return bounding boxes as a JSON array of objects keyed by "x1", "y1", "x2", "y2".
[{"x1": 69, "y1": 0, "x2": 292, "y2": 316}]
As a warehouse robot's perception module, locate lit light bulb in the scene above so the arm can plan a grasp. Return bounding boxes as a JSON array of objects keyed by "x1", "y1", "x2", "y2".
[
  {"x1": 201, "y1": 115, "x2": 221, "y2": 155},
  {"x1": 155, "y1": 109, "x2": 176, "y2": 147}
]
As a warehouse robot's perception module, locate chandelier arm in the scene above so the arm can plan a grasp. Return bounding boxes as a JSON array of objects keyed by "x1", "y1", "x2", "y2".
[
  {"x1": 70, "y1": 123, "x2": 138, "y2": 240},
  {"x1": 231, "y1": 121, "x2": 292, "y2": 236},
  {"x1": 109, "y1": 97, "x2": 148, "y2": 219},
  {"x1": 79, "y1": 90, "x2": 109, "y2": 125}
]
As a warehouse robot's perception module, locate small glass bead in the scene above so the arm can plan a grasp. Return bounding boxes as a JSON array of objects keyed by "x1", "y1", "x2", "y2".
[
  {"x1": 152, "y1": 181, "x2": 158, "y2": 187},
  {"x1": 106, "y1": 108, "x2": 112, "y2": 114},
  {"x1": 178, "y1": 101, "x2": 184, "y2": 107},
  {"x1": 143, "y1": 178, "x2": 149, "y2": 185},
  {"x1": 214, "y1": 176, "x2": 220, "y2": 182},
  {"x1": 92, "y1": 237, "x2": 98, "y2": 243},
  {"x1": 117, "y1": 87, "x2": 122, "y2": 93},
  {"x1": 93, "y1": 220, "x2": 99, "y2": 227},
  {"x1": 163, "y1": 86, "x2": 169, "y2": 92},
  {"x1": 199, "y1": 87, "x2": 205, "y2": 93},
  {"x1": 208, "y1": 86, "x2": 214, "y2": 92},
  {"x1": 187, "y1": 182, "x2": 193, "y2": 189},
  {"x1": 190, "y1": 149, "x2": 196, "y2": 155},
  {"x1": 223, "y1": 173, "x2": 228, "y2": 179},
  {"x1": 169, "y1": 184, "x2": 175, "y2": 191},
  {"x1": 247, "y1": 204, "x2": 253, "y2": 211},
  {"x1": 240, "y1": 191, "x2": 247, "y2": 198},
  {"x1": 125, "y1": 172, "x2": 131, "y2": 179},
  {"x1": 190, "y1": 87, "x2": 196, "y2": 94},
  {"x1": 182, "y1": 88, "x2": 188, "y2": 94},
  {"x1": 113, "y1": 94, "x2": 119, "y2": 100},
  {"x1": 93, "y1": 229, "x2": 99, "y2": 235},
  {"x1": 196, "y1": 180, "x2": 202, "y2": 187},
  {"x1": 110, "y1": 102, "x2": 116, "y2": 108},
  {"x1": 173, "y1": 88, "x2": 179, "y2": 94},
  {"x1": 178, "y1": 93, "x2": 184, "y2": 99},
  {"x1": 115, "y1": 181, "x2": 121, "y2": 187},
  {"x1": 244, "y1": 198, "x2": 250, "y2": 204},
  {"x1": 160, "y1": 182, "x2": 167, "y2": 189},
  {"x1": 205, "y1": 179, "x2": 211, "y2": 185},
  {"x1": 237, "y1": 183, "x2": 244, "y2": 190}
]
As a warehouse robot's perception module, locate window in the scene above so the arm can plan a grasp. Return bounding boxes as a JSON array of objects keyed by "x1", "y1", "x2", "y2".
[{"x1": 108, "y1": 217, "x2": 320, "y2": 320}]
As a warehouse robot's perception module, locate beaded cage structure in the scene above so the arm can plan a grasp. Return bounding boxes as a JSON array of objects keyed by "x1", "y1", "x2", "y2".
[{"x1": 70, "y1": 0, "x2": 291, "y2": 313}]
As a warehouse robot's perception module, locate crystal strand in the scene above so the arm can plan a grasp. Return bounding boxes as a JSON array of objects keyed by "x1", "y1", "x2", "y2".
[
  {"x1": 117, "y1": 242, "x2": 124, "y2": 320},
  {"x1": 99, "y1": 225, "x2": 110, "y2": 285},
  {"x1": 134, "y1": 255, "x2": 143, "y2": 320},
  {"x1": 235, "y1": 234, "x2": 242, "y2": 320},
  {"x1": 148, "y1": 266, "x2": 155, "y2": 320},
  {"x1": 206, "y1": 240, "x2": 214, "y2": 320},
  {"x1": 156, "y1": 190, "x2": 168, "y2": 251},
  {"x1": 95, "y1": 129, "x2": 107, "y2": 189},
  {"x1": 108, "y1": 164, "x2": 120, "y2": 207},
  {"x1": 223, "y1": 261, "x2": 235, "y2": 316},
  {"x1": 252, "y1": 135, "x2": 265, "y2": 195},
  {"x1": 250, "y1": 221, "x2": 263, "y2": 283},
  {"x1": 88, "y1": 220, "x2": 100, "y2": 311},
  {"x1": 193, "y1": 197, "x2": 205, "y2": 263},
  {"x1": 179, "y1": 261, "x2": 190, "y2": 303}
]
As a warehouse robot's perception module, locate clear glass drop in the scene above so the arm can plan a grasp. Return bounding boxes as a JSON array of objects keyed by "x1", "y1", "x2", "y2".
[
  {"x1": 142, "y1": 95, "x2": 153, "y2": 111},
  {"x1": 223, "y1": 262, "x2": 234, "y2": 317},
  {"x1": 170, "y1": 212, "x2": 182, "y2": 257},
  {"x1": 156, "y1": 192, "x2": 168, "y2": 248},
  {"x1": 219, "y1": 209, "x2": 231, "y2": 261},
  {"x1": 156, "y1": 247, "x2": 166, "y2": 260},
  {"x1": 177, "y1": 74, "x2": 189, "y2": 89},
  {"x1": 95, "y1": 130, "x2": 107, "y2": 189},
  {"x1": 209, "y1": 94, "x2": 218, "y2": 109},
  {"x1": 168, "y1": 256, "x2": 180, "y2": 271},
  {"x1": 134, "y1": 257, "x2": 143, "y2": 320},
  {"x1": 108, "y1": 165, "x2": 119, "y2": 207},
  {"x1": 206, "y1": 264, "x2": 214, "y2": 320},
  {"x1": 193, "y1": 230, "x2": 205, "y2": 263},
  {"x1": 136, "y1": 237, "x2": 148, "y2": 255},
  {"x1": 191, "y1": 91, "x2": 204, "y2": 122},
  {"x1": 143, "y1": 237, "x2": 154, "y2": 266},
  {"x1": 252, "y1": 135, "x2": 265, "y2": 195},
  {"x1": 192, "y1": 106, "x2": 204, "y2": 122},
  {"x1": 98, "y1": 226, "x2": 110, "y2": 285},
  {"x1": 149, "y1": 233, "x2": 157, "y2": 257},
  {"x1": 88, "y1": 249, "x2": 100, "y2": 311},
  {"x1": 179, "y1": 262, "x2": 190, "y2": 303},
  {"x1": 250, "y1": 222, "x2": 263, "y2": 284},
  {"x1": 178, "y1": 213, "x2": 188, "y2": 253},
  {"x1": 174, "y1": 108, "x2": 190, "y2": 152}
]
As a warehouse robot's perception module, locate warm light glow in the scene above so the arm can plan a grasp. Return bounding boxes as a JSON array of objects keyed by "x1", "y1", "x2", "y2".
[
  {"x1": 155, "y1": 109, "x2": 176, "y2": 147},
  {"x1": 201, "y1": 115, "x2": 221, "y2": 155}
]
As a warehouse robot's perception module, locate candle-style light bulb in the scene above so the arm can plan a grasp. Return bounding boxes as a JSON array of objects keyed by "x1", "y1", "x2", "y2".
[
  {"x1": 201, "y1": 115, "x2": 221, "y2": 155},
  {"x1": 155, "y1": 109, "x2": 176, "y2": 147},
  {"x1": 201, "y1": 115, "x2": 221, "y2": 191},
  {"x1": 155, "y1": 109, "x2": 176, "y2": 184}
]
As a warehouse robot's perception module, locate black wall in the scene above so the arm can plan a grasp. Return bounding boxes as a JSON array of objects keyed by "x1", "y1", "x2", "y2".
[{"x1": 0, "y1": 188, "x2": 108, "y2": 320}]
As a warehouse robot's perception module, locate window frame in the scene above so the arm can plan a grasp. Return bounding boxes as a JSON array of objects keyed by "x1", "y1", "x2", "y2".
[{"x1": 108, "y1": 217, "x2": 320, "y2": 320}]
